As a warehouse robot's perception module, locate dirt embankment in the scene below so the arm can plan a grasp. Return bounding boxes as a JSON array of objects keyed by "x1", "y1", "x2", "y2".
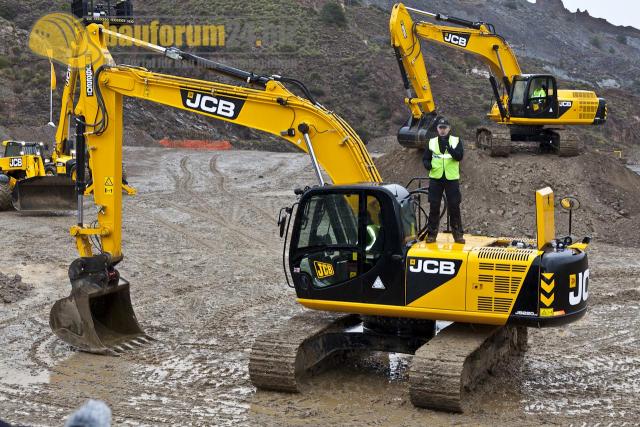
[
  {"x1": 376, "y1": 147, "x2": 640, "y2": 245},
  {"x1": 0, "y1": 272, "x2": 32, "y2": 303}
]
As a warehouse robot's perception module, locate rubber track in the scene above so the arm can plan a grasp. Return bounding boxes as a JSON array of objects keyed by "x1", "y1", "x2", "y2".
[
  {"x1": 249, "y1": 310, "x2": 350, "y2": 392},
  {"x1": 409, "y1": 323, "x2": 527, "y2": 412}
]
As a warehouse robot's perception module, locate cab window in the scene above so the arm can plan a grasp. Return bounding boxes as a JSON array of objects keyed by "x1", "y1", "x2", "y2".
[
  {"x1": 364, "y1": 195, "x2": 384, "y2": 273},
  {"x1": 296, "y1": 193, "x2": 360, "y2": 288}
]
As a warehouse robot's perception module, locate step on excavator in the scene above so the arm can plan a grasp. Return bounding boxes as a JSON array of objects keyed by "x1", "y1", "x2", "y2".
[
  {"x1": 32, "y1": 8, "x2": 590, "y2": 412},
  {"x1": 390, "y1": 3, "x2": 607, "y2": 157}
]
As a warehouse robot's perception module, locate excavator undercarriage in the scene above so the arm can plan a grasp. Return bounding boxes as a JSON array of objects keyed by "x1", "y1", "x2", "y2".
[
  {"x1": 476, "y1": 124, "x2": 580, "y2": 157},
  {"x1": 250, "y1": 311, "x2": 526, "y2": 412}
]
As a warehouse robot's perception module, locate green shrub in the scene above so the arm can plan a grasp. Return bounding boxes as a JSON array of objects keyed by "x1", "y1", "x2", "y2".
[
  {"x1": 0, "y1": 56, "x2": 10, "y2": 69},
  {"x1": 616, "y1": 34, "x2": 627, "y2": 45},
  {"x1": 590, "y1": 36, "x2": 602, "y2": 49},
  {"x1": 320, "y1": 1, "x2": 347, "y2": 26}
]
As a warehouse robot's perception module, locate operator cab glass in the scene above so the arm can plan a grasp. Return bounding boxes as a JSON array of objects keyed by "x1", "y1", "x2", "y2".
[
  {"x1": 295, "y1": 193, "x2": 360, "y2": 288},
  {"x1": 509, "y1": 75, "x2": 558, "y2": 119},
  {"x1": 4, "y1": 142, "x2": 42, "y2": 157},
  {"x1": 289, "y1": 186, "x2": 412, "y2": 305}
]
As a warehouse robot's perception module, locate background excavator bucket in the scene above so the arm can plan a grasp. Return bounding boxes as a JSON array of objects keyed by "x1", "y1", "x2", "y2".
[
  {"x1": 12, "y1": 176, "x2": 77, "y2": 211},
  {"x1": 49, "y1": 281, "x2": 152, "y2": 355}
]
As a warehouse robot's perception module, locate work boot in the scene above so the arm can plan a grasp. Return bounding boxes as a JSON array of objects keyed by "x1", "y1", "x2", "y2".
[
  {"x1": 425, "y1": 234, "x2": 437, "y2": 243},
  {"x1": 453, "y1": 232, "x2": 465, "y2": 244}
]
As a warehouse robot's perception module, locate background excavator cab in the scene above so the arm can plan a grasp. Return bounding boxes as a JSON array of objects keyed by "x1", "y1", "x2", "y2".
[
  {"x1": 72, "y1": 0, "x2": 134, "y2": 24},
  {"x1": 289, "y1": 185, "x2": 415, "y2": 306},
  {"x1": 509, "y1": 75, "x2": 559, "y2": 119}
]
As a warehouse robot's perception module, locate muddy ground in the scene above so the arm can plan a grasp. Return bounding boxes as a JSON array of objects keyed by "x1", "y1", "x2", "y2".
[{"x1": 0, "y1": 147, "x2": 639, "y2": 426}]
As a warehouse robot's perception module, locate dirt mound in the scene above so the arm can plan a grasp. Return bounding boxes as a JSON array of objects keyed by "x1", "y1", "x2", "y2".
[
  {"x1": 376, "y1": 147, "x2": 640, "y2": 246},
  {"x1": 0, "y1": 272, "x2": 32, "y2": 303}
]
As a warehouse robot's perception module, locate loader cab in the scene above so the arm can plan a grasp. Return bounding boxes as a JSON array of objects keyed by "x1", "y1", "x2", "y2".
[
  {"x1": 509, "y1": 75, "x2": 559, "y2": 119},
  {"x1": 3, "y1": 141, "x2": 46, "y2": 158},
  {"x1": 289, "y1": 185, "x2": 416, "y2": 306}
]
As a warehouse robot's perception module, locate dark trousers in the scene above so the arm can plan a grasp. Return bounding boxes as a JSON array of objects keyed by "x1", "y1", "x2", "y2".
[{"x1": 427, "y1": 178, "x2": 463, "y2": 235}]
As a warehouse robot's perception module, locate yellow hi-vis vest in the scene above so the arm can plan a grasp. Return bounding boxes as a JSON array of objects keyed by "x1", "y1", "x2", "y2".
[{"x1": 428, "y1": 136, "x2": 460, "y2": 180}]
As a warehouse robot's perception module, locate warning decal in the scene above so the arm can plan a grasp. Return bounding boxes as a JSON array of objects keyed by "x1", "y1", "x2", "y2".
[{"x1": 104, "y1": 176, "x2": 114, "y2": 195}]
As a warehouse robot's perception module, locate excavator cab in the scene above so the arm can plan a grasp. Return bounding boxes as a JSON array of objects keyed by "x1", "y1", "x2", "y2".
[
  {"x1": 289, "y1": 184, "x2": 415, "y2": 305},
  {"x1": 509, "y1": 74, "x2": 559, "y2": 119}
]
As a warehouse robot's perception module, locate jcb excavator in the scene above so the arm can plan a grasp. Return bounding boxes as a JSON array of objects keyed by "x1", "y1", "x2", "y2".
[
  {"x1": 33, "y1": 13, "x2": 591, "y2": 412},
  {"x1": 0, "y1": 140, "x2": 76, "y2": 211},
  {"x1": 390, "y1": 3, "x2": 607, "y2": 156}
]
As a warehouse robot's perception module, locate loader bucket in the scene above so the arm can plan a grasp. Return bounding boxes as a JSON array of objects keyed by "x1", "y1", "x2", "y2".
[
  {"x1": 12, "y1": 176, "x2": 77, "y2": 211},
  {"x1": 49, "y1": 280, "x2": 152, "y2": 355}
]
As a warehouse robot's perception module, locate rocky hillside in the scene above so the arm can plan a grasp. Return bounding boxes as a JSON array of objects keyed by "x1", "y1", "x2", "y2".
[{"x1": 0, "y1": 0, "x2": 638, "y2": 155}]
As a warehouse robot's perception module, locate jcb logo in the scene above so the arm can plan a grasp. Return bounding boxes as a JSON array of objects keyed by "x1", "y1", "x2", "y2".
[
  {"x1": 9, "y1": 157, "x2": 22, "y2": 168},
  {"x1": 443, "y1": 32, "x2": 469, "y2": 48},
  {"x1": 569, "y1": 270, "x2": 589, "y2": 306},
  {"x1": 409, "y1": 259, "x2": 457, "y2": 275},
  {"x1": 314, "y1": 261, "x2": 335, "y2": 279},
  {"x1": 181, "y1": 89, "x2": 245, "y2": 120}
]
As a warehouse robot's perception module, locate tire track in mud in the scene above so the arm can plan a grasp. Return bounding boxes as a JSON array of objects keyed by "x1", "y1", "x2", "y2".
[
  {"x1": 169, "y1": 156, "x2": 275, "y2": 249},
  {"x1": 208, "y1": 155, "x2": 279, "y2": 222}
]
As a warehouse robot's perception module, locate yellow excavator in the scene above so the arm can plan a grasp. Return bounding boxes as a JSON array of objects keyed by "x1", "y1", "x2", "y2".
[
  {"x1": 390, "y1": 3, "x2": 607, "y2": 156},
  {"x1": 33, "y1": 12, "x2": 590, "y2": 412}
]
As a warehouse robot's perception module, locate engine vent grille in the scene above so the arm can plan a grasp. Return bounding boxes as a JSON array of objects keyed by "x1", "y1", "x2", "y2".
[
  {"x1": 477, "y1": 296, "x2": 513, "y2": 313},
  {"x1": 477, "y1": 247, "x2": 536, "y2": 262}
]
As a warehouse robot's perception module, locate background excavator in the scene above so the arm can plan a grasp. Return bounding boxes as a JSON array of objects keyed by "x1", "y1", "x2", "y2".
[
  {"x1": 390, "y1": 3, "x2": 607, "y2": 156},
  {"x1": 33, "y1": 8, "x2": 590, "y2": 412}
]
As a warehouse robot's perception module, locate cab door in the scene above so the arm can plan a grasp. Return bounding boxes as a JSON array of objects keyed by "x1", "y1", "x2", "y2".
[
  {"x1": 524, "y1": 76, "x2": 559, "y2": 119},
  {"x1": 290, "y1": 191, "x2": 363, "y2": 303}
]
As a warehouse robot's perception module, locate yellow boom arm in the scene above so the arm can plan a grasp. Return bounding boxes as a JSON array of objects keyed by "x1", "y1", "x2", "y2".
[{"x1": 390, "y1": 3, "x2": 522, "y2": 119}]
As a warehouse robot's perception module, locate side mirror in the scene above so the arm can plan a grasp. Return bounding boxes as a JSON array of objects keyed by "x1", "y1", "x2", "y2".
[{"x1": 277, "y1": 207, "x2": 291, "y2": 238}]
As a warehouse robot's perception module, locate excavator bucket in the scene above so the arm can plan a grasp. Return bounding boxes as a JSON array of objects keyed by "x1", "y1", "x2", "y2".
[
  {"x1": 12, "y1": 176, "x2": 77, "y2": 211},
  {"x1": 50, "y1": 280, "x2": 152, "y2": 355}
]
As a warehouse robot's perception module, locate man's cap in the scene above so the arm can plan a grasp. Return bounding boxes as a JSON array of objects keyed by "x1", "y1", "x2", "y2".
[{"x1": 436, "y1": 117, "x2": 450, "y2": 127}]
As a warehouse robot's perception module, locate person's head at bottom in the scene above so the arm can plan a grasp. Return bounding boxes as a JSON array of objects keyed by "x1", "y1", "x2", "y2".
[
  {"x1": 436, "y1": 117, "x2": 451, "y2": 137},
  {"x1": 65, "y1": 400, "x2": 112, "y2": 427}
]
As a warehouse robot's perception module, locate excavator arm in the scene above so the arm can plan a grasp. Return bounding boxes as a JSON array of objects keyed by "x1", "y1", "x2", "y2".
[{"x1": 390, "y1": 3, "x2": 521, "y2": 120}]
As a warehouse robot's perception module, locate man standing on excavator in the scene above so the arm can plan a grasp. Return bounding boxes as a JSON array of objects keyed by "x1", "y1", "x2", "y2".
[{"x1": 422, "y1": 117, "x2": 465, "y2": 244}]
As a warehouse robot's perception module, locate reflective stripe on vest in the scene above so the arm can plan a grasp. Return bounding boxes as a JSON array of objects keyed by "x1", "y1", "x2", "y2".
[{"x1": 428, "y1": 136, "x2": 460, "y2": 180}]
